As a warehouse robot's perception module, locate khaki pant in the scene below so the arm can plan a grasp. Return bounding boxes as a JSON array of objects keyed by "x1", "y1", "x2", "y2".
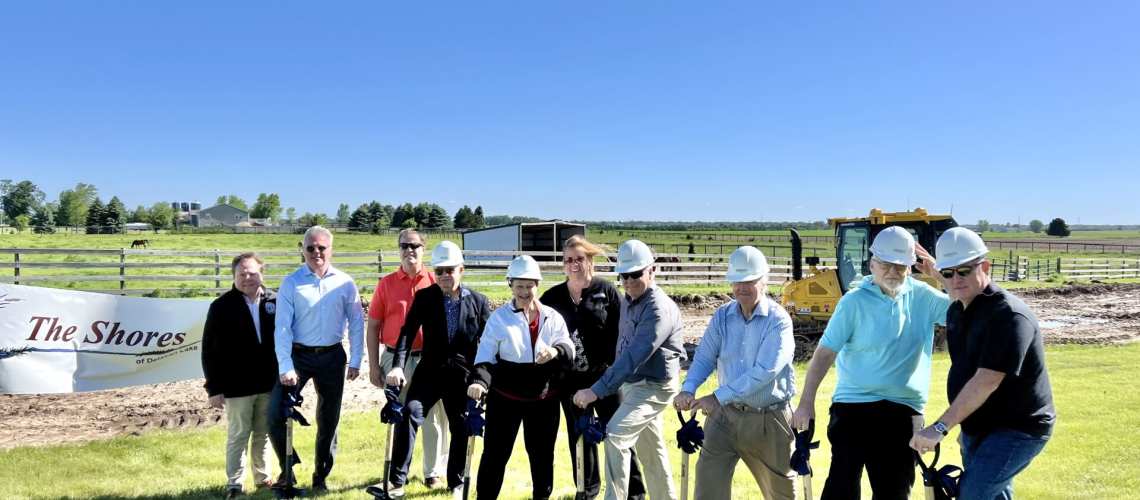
[
  {"x1": 604, "y1": 378, "x2": 679, "y2": 500},
  {"x1": 381, "y1": 347, "x2": 449, "y2": 479},
  {"x1": 694, "y1": 403, "x2": 797, "y2": 500},
  {"x1": 225, "y1": 392, "x2": 273, "y2": 489}
]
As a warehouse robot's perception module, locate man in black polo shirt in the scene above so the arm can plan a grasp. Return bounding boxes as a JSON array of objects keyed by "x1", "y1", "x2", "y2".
[{"x1": 910, "y1": 228, "x2": 1055, "y2": 499}]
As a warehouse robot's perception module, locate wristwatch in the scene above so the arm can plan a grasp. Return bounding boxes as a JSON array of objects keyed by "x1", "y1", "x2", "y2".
[{"x1": 933, "y1": 421, "x2": 949, "y2": 436}]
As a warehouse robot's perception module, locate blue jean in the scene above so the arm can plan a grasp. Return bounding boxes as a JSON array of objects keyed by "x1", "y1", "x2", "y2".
[{"x1": 959, "y1": 429, "x2": 1049, "y2": 500}]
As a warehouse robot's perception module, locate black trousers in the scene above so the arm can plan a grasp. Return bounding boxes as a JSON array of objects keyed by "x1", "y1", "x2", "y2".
[
  {"x1": 561, "y1": 391, "x2": 646, "y2": 500},
  {"x1": 388, "y1": 368, "x2": 470, "y2": 489},
  {"x1": 821, "y1": 400, "x2": 921, "y2": 500},
  {"x1": 476, "y1": 390, "x2": 561, "y2": 500},
  {"x1": 266, "y1": 347, "x2": 346, "y2": 484}
]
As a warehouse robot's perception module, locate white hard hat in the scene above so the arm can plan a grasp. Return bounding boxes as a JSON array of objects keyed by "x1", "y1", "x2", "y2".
[
  {"x1": 935, "y1": 227, "x2": 990, "y2": 269},
  {"x1": 506, "y1": 255, "x2": 542, "y2": 281},
  {"x1": 615, "y1": 240, "x2": 655, "y2": 273},
  {"x1": 726, "y1": 246, "x2": 770, "y2": 282},
  {"x1": 868, "y1": 226, "x2": 916, "y2": 266},
  {"x1": 430, "y1": 241, "x2": 464, "y2": 267}
]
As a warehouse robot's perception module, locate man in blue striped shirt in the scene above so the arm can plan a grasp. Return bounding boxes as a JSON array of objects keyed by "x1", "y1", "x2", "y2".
[
  {"x1": 267, "y1": 226, "x2": 366, "y2": 492},
  {"x1": 675, "y1": 246, "x2": 797, "y2": 500}
]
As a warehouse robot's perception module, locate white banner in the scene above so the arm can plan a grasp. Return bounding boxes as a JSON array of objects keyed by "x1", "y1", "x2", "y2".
[{"x1": 0, "y1": 284, "x2": 211, "y2": 394}]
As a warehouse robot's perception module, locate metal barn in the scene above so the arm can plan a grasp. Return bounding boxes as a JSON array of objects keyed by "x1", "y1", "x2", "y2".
[{"x1": 461, "y1": 220, "x2": 586, "y2": 264}]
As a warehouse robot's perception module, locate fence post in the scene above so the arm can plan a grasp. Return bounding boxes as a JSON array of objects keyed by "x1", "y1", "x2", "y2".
[
  {"x1": 377, "y1": 249, "x2": 383, "y2": 275},
  {"x1": 120, "y1": 248, "x2": 126, "y2": 293},
  {"x1": 1056, "y1": 257, "x2": 1062, "y2": 275},
  {"x1": 13, "y1": 251, "x2": 19, "y2": 286},
  {"x1": 214, "y1": 249, "x2": 221, "y2": 293}
]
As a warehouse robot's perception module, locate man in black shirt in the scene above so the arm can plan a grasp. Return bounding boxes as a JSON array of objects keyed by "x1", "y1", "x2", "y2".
[{"x1": 910, "y1": 229, "x2": 1054, "y2": 499}]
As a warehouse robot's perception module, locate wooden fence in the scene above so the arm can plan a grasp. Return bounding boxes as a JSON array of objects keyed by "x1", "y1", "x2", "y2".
[{"x1": 0, "y1": 248, "x2": 835, "y2": 295}]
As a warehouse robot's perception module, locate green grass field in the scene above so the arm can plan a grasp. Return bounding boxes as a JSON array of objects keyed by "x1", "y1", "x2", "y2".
[{"x1": 1, "y1": 343, "x2": 1135, "y2": 499}]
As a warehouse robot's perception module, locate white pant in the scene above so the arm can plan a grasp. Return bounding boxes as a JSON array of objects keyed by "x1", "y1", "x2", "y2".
[
  {"x1": 224, "y1": 392, "x2": 273, "y2": 489},
  {"x1": 381, "y1": 347, "x2": 449, "y2": 479},
  {"x1": 604, "y1": 378, "x2": 679, "y2": 500}
]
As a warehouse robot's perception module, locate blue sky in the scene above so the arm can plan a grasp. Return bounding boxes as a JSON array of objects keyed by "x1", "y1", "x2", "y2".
[{"x1": 1, "y1": 1, "x2": 1136, "y2": 225}]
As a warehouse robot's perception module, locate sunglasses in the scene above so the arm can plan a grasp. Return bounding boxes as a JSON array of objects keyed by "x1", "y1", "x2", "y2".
[
  {"x1": 940, "y1": 261, "x2": 983, "y2": 279},
  {"x1": 873, "y1": 259, "x2": 909, "y2": 274},
  {"x1": 564, "y1": 256, "x2": 587, "y2": 265},
  {"x1": 305, "y1": 245, "x2": 329, "y2": 254},
  {"x1": 618, "y1": 270, "x2": 645, "y2": 280},
  {"x1": 435, "y1": 267, "x2": 457, "y2": 276},
  {"x1": 399, "y1": 242, "x2": 424, "y2": 251}
]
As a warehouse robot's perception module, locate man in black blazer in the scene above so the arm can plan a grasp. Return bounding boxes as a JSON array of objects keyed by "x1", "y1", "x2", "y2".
[
  {"x1": 202, "y1": 251, "x2": 279, "y2": 499},
  {"x1": 380, "y1": 241, "x2": 491, "y2": 499}
]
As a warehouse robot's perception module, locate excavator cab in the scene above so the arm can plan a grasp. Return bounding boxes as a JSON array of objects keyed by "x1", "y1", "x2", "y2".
[{"x1": 782, "y1": 208, "x2": 957, "y2": 358}]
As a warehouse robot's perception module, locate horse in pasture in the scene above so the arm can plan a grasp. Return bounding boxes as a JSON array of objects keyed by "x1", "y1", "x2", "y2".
[{"x1": 130, "y1": 239, "x2": 150, "y2": 249}]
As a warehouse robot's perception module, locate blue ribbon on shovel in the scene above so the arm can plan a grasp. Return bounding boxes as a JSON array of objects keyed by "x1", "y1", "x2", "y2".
[
  {"x1": 380, "y1": 387, "x2": 404, "y2": 424},
  {"x1": 575, "y1": 411, "x2": 607, "y2": 445},
  {"x1": 791, "y1": 420, "x2": 820, "y2": 476},
  {"x1": 283, "y1": 391, "x2": 310, "y2": 427},
  {"x1": 675, "y1": 411, "x2": 704, "y2": 454},
  {"x1": 464, "y1": 399, "x2": 486, "y2": 437},
  {"x1": 915, "y1": 443, "x2": 962, "y2": 499}
]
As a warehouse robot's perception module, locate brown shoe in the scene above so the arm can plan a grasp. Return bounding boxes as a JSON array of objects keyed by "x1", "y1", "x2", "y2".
[
  {"x1": 424, "y1": 476, "x2": 444, "y2": 489},
  {"x1": 256, "y1": 479, "x2": 275, "y2": 490},
  {"x1": 225, "y1": 488, "x2": 244, "y2": 499}
]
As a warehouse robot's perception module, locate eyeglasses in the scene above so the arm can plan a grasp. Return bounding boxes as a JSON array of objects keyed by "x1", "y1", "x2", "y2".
[
  {"x1": 873, "y1": 259, "x2": 909, "y2": 274},
  {"x1": 435, "y1": 267, "x2": 457, "y2": 276},
  {"x1": 940, "y1": 261, "x2": 984, "y2": 279},
  {"x1": 399, "y1": 242, "x2": 424, "y2": 251},
  {"x1": 564, "y1": 256, "x2": 587, "y2": 265},
  {"x1": 618, "y1": 270, "x2": 645, "y2": 280},
  {"x1": 305, "y1": 245, "x2": 329, "y2": 254}
]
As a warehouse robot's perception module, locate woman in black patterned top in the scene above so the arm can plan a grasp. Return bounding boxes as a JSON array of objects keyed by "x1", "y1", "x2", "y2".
[{"x1": 540, "y1": 235, "x2": 646, "y2": 500}]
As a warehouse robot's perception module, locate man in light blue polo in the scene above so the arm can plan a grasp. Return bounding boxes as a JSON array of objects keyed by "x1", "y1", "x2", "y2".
[
  {"x1": 268, "y1": 225, "x2": 365, "y2": 492},
  {"x1": 791, "y1": 227, "x2": 949, "y2": 500},
  {"x1": 675, "y1": 246, "x2": 797, "y2": 500}
]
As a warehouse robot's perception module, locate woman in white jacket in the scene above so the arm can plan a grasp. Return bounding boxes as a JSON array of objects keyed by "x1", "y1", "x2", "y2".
[{"x1": 467, "y1": 255, "x2": 575, "y2": 500}]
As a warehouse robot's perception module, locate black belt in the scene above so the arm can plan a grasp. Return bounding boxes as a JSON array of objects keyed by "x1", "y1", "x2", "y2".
[{"x1": 292, "y1": 343, "x2": 341, "y2": 354}]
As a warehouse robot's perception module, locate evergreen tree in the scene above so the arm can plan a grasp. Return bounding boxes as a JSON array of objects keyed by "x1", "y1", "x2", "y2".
[
  {"x1": 349, "y1": 203, "x2": 373, "y2": 229},
  {"x1": 1047, "y1": 218, "x2": 1071, "y2": 237},
  {"x1": 104, "y1": 196, "x2": 128, "y2": 234},
  {"x1": 453, "y1": 205, "x2": 474, "y2": 228},
  {"x1": 426, "y1": 204, "x2": 452, "y2": 228},
  {"x1": 85, "y1": 197, "x2": 106, "y2": 234},
  {"x1": 472, "y1": 206, "x2": 486, "y2": 229},
  {"x1": 31, "y1": 205, "x2": 57, "y2": 234},
  {"x1": 392, "y1": 203, "x2": 416, "y2": 227}
]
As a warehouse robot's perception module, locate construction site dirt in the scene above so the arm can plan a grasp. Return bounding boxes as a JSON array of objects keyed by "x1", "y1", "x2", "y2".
[{"x1": 2, "y1": 282, "x2": 1138, "y2": 450}]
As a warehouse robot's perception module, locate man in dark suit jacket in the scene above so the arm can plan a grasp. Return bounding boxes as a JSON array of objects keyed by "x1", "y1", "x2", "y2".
[
  {"x1": 202, "y1": 251, "x2": 279, "y2": 499},
  {"x1": 378, "y1": 241, "x2": 491, "y2": 499}
]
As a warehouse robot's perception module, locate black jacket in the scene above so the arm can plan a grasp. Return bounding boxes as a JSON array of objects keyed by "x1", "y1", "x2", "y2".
[
  {"x1": 394, "y1": 284, "x2": 491, "y2": 379},
  {"x1": 201, "y1": 286, "x2": 278, "y2": 398}
]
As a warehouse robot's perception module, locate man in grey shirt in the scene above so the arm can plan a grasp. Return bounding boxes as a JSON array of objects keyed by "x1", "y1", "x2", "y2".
[{"x1": 574, "y1": 239, "x2": 686, "y2": 500}]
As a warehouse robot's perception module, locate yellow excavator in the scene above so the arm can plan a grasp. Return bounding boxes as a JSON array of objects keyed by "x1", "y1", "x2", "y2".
[{"x1": 781, "y1": 208, "x2": 958, "y2": 358}]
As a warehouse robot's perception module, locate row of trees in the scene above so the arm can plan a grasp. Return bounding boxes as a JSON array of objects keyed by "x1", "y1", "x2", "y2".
[
  {"x1": 1, "y1": 179, "x2": 496, "y2": 234},
  {"x1": 976, "y1": 218, "x2": 1071, "y2": 237}
]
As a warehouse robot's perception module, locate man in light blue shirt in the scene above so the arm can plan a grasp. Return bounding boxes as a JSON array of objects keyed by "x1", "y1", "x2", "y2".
[
  {"x1": 791, "y1": 227, "x2": 949, "y2": 500},
  {"x1": 267, "y1": 226, "x2": 365, "y2": 492},
  {"x1": 675, "y1": 246, "x2": 797, "y2": 500}
]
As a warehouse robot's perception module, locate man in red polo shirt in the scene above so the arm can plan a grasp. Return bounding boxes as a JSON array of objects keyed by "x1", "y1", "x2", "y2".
[{"x1": 366, "y1": 228, "x2": 450, "y2": 489}]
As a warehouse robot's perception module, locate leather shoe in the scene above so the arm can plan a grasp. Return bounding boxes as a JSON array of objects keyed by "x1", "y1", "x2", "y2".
[
  {"x1": 424, "y1": 476, "x2": 444, "y2": 489},
  {"x1": 311, "y1": 481, "x2": 329, "y2": 493},
  {"x1": 256, "y1": 479, "x2": 275, "y2": 490},
  {"x1": 225, "y1": 488, "x2": 243, "y2": 499}
]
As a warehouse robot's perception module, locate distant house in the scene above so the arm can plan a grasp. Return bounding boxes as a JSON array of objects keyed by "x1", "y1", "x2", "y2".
[{"x1": 197, "y1": 203, "x2": 251, "y2": 227}]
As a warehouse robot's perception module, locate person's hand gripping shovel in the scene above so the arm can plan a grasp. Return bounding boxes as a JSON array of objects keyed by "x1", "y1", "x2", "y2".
[
  {"x1": 366, "y1": 386, "x2": 405, "y2": 499},
  {"x1": 274, "y1": 388, "x2": 310, "y2": 499},
  {"x1": 914, "y1": 443, "x2": 962, "y2": 500},
  {"x1": 791, "y1": 419, "x2": 820, "y2": 499},
  {"x1": 461, "y1": 397, "x2": 486, "y2": 500},
  {"x1": 675, "y1": 410, "x2": 705, "y2": 500},
  {"x1": 573, "y1": 405, "x2": 607, "y2": 500}
]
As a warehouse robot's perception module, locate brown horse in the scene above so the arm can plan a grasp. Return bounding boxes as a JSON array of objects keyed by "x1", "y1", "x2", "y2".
[
  {"x1": 130, "y1": 239, "x2": 150, "y2": 249},
  {"x1": 655, "y1": 256, "x2": 681, "y2": 273}
]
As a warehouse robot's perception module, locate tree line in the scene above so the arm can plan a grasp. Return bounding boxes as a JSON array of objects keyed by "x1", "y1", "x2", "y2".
[{"x1": 0, "y1": 179, "x2": 491, "y2": 234}]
